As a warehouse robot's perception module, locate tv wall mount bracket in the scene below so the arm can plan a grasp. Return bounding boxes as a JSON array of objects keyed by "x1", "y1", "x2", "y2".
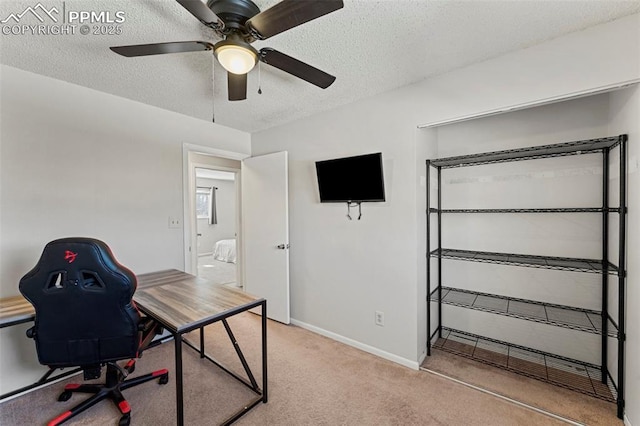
[{"x1": 346, "y1": 202, "x2": 362, "y2": 220}]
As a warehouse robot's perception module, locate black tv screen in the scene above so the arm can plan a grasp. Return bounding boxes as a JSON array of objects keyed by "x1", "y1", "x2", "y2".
[{"x1": 315, "y1": 153, "x2": 385, "y2": 203}]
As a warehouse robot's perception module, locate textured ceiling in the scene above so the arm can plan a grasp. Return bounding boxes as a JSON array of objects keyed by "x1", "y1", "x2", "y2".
[{"x1": 1, "y1": 1, "x2": 639, "y2": 133}]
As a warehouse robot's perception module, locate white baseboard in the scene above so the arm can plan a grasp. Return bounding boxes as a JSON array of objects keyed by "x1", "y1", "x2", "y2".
[
  {"x1": 625, "y1": 414, "x2": 632, "y2": 426},
  {"x1": 290, "y1": 318, "x2": 420, "y2": 370},
  {"x1": 0, "y1": 370, "x2": 83, "y2": 403},
  {"x1": 418, "y1": 348, "x2": 428, "y2": 366}
]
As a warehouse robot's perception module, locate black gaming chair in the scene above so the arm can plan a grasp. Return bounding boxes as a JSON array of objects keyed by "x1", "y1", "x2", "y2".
[{"x1": 19, "y1": 238, "x2": 169, "y2": 426}]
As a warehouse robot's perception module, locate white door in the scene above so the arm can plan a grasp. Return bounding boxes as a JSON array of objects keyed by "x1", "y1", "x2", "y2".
[{"x1": 241, "y1": 151, "x2": 290, "y2": 324}]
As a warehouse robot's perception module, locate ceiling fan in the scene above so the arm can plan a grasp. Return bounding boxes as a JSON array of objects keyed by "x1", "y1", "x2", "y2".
[{"x1": 110, "y1": 0, "x2": 344, "y2": 101}]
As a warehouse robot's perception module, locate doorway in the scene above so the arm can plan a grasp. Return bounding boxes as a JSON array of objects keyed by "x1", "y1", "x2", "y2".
[
  {"x1": 195, "y1": 168, "x2": 238, "y2": 286},
  {"x1": 183, "y1": 147, "x2": 245, "y2": 284},
  {"x1": 183, "y1": 145, "x2": 291, "y2": 323}
]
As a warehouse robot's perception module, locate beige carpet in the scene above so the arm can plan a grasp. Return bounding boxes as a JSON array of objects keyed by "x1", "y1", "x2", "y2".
[
  {"x1": 0, "y1": 313, "x2": 618, "y2": 425},
  {"x1": 422, "y1": 350, "x2": 621, "y2": 426}
]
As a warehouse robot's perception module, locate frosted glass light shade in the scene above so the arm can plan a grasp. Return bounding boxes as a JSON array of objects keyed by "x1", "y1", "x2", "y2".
[{"x1": 215, "y1": 44, "x2": 257, "y2": 75}]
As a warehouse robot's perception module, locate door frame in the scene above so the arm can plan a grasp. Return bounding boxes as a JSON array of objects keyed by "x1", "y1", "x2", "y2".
[{"x1": 182, "y1": 143, "x2": 249, "y2": 278}]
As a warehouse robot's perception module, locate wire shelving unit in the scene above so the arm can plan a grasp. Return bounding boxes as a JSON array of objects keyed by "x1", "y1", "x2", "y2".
[{"x1": 425, "y1": 135, "x2": 627, "y2": 418}]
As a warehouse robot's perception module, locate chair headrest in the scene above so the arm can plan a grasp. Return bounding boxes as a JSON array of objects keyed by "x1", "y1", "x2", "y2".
[{"x1": 20, "y1": 237, "x2": 136, "y2": 296}]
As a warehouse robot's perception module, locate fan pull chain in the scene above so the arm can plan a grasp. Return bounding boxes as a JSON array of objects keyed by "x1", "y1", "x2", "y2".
[
  {"x1": 257, "y1": 61, "x2": 262, "y2": 95},
  {"x1": 211, "y1": 53, "x2": 216, "y2": 122}
]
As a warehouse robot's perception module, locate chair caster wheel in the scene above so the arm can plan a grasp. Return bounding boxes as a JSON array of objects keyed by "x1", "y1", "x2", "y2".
[
  {"x1": 58, "y1": 390, "x2": 72, "y2": 402},
  {"x1": 119, "y1": 414, "x2": 131, "y2": 426},
  {"x1": 159, "y1": 374, "x2": 169, "y2": 385}
]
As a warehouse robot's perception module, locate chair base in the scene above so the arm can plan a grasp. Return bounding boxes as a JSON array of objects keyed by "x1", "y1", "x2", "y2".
[{"x1": 48, "y1": 361, "x2": 169, "y2": 426}]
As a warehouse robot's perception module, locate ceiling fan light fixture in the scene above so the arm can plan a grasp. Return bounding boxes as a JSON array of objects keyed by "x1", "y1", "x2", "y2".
[{"x1": 214, "y1": 40, "x2": 258, "y2": 75}]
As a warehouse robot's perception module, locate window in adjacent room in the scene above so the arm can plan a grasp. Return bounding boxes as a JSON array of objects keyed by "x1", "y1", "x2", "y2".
[
  {"x1": 196, "y1": 187, "x2": 211, "y2": 219},
  {"x1": 196, "y1": 186, "x2": 218, "y2": 224}
]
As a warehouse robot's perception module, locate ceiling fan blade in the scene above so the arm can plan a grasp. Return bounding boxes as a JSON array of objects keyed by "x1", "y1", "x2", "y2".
[
  {"x1": 259, "y1": 48, "x2": 336, "y2": 89},
  {"x1": 246, "y1": 0, "x2": 343, "y2": 40},
  {"x1": 110, "y1": 41, "x2": 213, "y2": 57},
  {"x1": 175, "y1": 0, "x2": 224, "y2": 29},
  {"x1": 228, "y1": 72, "x2": 247, "y2": 101}
]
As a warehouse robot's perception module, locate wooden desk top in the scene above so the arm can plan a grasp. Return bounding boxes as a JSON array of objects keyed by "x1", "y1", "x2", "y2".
[
  {"x1": 134, "y1": 270, "x2": 262, "y2": 333},
  {"x1": 0, "y1": 269, "x2": 171, "y2": 327},
  {"x1": 0, "y1": 295, "x2": 34, "y2": 327},
  {"x1": 137, "y1": 269, "x2": 193, "y2": 289},
  {"x1": 0, "y1": 269, "x2": 260, "y2": 331}
]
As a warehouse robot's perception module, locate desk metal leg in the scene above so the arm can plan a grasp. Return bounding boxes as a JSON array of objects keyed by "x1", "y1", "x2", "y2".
[
  {"x1": 174, "y1": 333, "x2": 184, "y2": 426},
  {"x1": 262, "y1": 300, "x2": 268, "y2": 403},
  {"x1": 200, "y1": 327, "x2": 205, "y2": 358},
  {"x1": 222, "y1": 319, "x2": 258, "y2": 390},
  {"x1": 166, "y1": 300, "x2": 267, "y2": 425}
]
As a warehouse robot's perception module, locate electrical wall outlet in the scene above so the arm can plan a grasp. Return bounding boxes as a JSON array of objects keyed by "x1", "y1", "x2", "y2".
[
  {"x1": 168, "y1": 216, "x2": 181, "y2": 229},
  {"x1": 375, "y1": 311, "x2": 384, "y2": 326}
]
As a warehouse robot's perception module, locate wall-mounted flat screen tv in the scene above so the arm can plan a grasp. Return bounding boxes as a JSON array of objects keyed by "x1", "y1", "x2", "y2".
[{"x1": 315, "y1": 153, "x2": 385, "y2": 203}]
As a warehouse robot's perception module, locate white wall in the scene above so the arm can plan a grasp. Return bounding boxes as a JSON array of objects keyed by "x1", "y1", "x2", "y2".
[
  {"x1": 253, "y1": 103, "x2": 422, "y2": 365},
  {"x1": 0, "y1": 65, "x2": 250, "y2": 393},
  {"x1": 608, "y1": 85, "x2": 639, "y2": 426},
  {"x1": 252, "y1": 14, "x2": 639, "y2": 370},
  {"x1": 196, "y1": 177, "x2": 236, "y2": 255}
]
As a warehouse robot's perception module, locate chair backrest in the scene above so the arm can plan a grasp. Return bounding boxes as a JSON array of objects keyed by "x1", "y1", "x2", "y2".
[{"x1": 19, "y1": 238, "x2": 140, "y2": 367}]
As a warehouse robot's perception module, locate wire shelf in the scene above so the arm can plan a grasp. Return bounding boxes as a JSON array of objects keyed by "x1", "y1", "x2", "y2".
[
  {"x1": 428, "y1": 136, "x2": 622, "y2": 168},
  {"x1": 430, "y1": 287, "x2": 618, "y2": 337},
  {"x1": 429, "y1": 207, "x2": 620, "y2": 214},
  {"x1": 431, "y1": 327, "x2": 617, "y2": 403},
  {"x1": 430, "y1": 248, "x2": 619, "y2": 275}
]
